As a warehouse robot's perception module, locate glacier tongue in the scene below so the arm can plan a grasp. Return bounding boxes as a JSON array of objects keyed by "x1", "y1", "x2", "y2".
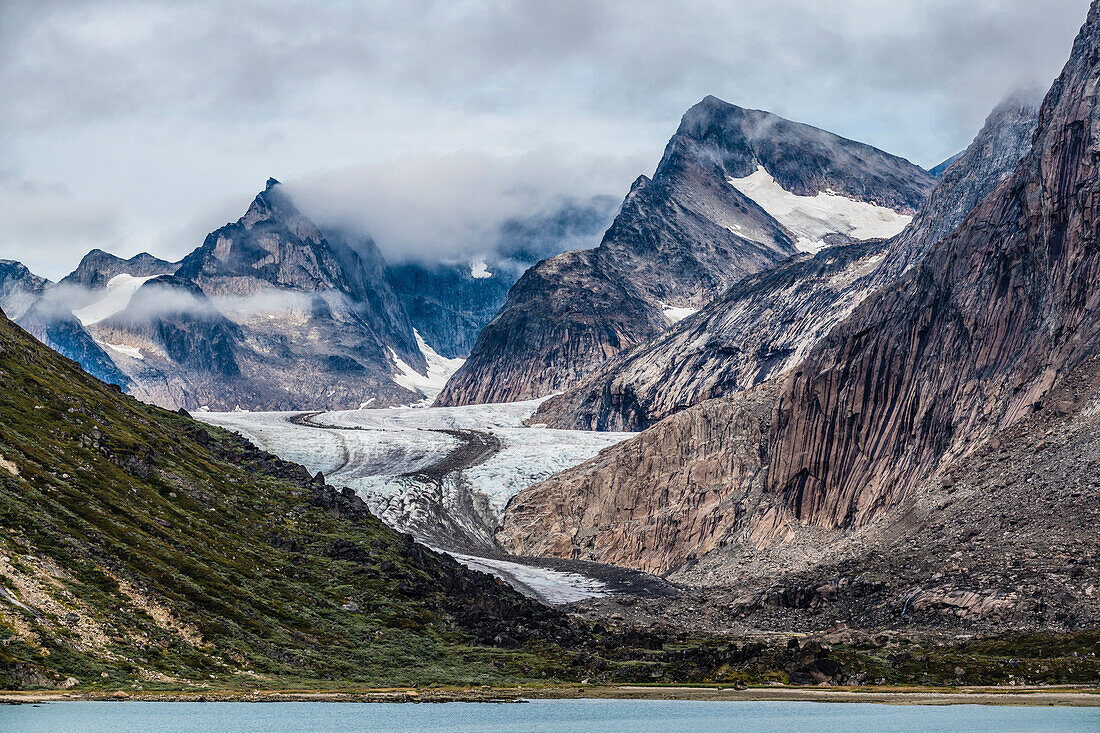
[
  {"x1": 197, "y1": 399, "x2": 635, "y2": 604},
  {"x1": 728, "y1": 166, "x2": 911, "y2": 252}
]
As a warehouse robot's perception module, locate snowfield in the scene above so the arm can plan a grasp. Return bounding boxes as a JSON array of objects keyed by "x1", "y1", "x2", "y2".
[
  {"x1": 389, "y1": 330, "x2": 466, "y2": 404},
  {"x1": 198, "y1": 399, "x2": 634, "y2": 603},
  {"x1": 728, "y1": 166, "x2": 912, "y2": 253},
  {"x1": 73, "y1": 273, "x2": 163, "y2": 326}
]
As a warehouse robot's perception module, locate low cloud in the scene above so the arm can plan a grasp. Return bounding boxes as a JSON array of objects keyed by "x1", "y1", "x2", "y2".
[
  {"x1": 285, "y1": 149, "x2": 641, "y2": 264},
  {"x1": 0, "y1": 0, "x2": 1093, "y2": 277}
]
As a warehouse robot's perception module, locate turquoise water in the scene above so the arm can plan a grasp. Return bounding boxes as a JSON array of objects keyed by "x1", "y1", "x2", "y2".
[{"x1": 2, "y1": 699, "x2": 1098, "y2": 732}]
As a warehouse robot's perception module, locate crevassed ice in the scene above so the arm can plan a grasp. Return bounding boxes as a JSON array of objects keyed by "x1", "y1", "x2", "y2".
[{"x1": 728, "y1": 166, "x2": 911, "y2": 253}]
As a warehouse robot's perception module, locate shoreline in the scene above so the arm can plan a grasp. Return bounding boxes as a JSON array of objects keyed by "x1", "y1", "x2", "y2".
[{"x1": 2, "y1": 685, "x2": 1098, "y2": 707}]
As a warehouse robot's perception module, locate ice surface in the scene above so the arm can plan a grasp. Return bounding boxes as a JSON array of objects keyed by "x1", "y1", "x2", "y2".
[
  {"x1": 389, "y1": 339, "x2": 463, "y2": 405},
  {"x1": 389, "y1": 330, "x2": 465, "y2": 404},
  {"x1": 99, "y1": 341, "x2": 144, "y2": 360},
  {"x1": 728, "y1": 166, "x2": 911, "y2": 253},
  {"x1": 448, "y1": 552, "x2": 607, "y2": 603},
  {"x1": 197, "y1": 399, "x2": 634, "y2": 604},
  {"x1": 73, "y1": 274, "x2": 162, "y2": 326}
]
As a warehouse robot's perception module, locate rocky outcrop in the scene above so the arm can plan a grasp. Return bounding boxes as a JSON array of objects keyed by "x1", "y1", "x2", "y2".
[
  {"x1": 59, "y1": 249, "x2": 177, "y2": 291},
  {"x1": 534, "y1": 94, "x2": 1039, "y2": 431},
  {"x1": 0, "y1": 260, "x2": 49, "y2": 320},
  {"x1": 500, "y1": 386, "x2": 777, "y2": 575},
  {"x1": 437, "y1": 97, "x2": 934, "y2": 407}
]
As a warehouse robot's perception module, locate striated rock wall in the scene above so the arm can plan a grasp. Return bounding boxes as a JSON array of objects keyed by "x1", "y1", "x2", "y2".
[
  {"x1": 769, "y1": 3, "x2": 1100, "y2": 530},
  {"x1": 499, "y1": 386, "x2": 777, "y2": 575}
]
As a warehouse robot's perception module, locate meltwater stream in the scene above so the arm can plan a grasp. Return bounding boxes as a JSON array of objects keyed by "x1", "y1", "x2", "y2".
[{"x1": 197, "y1": 399, "x2": 660, "y2": 605}]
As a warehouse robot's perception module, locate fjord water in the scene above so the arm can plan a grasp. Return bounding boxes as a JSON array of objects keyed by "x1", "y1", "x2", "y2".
[{"x1": 3, "y1": 700, "x2": 1098, "y2": 733}]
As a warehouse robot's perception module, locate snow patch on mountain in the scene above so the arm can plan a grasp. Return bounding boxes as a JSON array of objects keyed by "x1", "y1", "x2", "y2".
[
  {"x1": 390, "y1": 330, "x2": 466, "y2": 404},
  {"x1": 470, "y1": 257, "x2": 491, "y2": 279},
  {"x1": 728, "y1": 166, "x2": 911, "y2": 253},
  {"x1": 99, "y1": 341, "x2": 144, "y2": 360},
  {"x1": 448, "y1": 552, "x2": 607, "y2": 603},
  {"x1": 73, "y1": 273, "x2": 163, "y2": 326},
  {"x1": 662, "y1": 305, "x2": 698, "y2": 323}
]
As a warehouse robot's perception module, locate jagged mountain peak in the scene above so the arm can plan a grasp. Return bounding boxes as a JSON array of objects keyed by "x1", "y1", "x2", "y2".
[
  {"x1": 658, "y1": 95, "x2": 934, "y2": 212},
  {"x1": 60, "y1": 248, "x2": 177, "y2": 290}
]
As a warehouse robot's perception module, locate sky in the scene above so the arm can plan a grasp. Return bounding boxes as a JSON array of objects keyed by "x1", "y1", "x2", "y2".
[{"x1": 0, "y1": 0, "x2": 1092, "y2": 279}]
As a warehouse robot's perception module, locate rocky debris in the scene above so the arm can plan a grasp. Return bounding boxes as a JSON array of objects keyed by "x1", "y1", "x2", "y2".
[
  {"x1": 533, "y1": 92, "x2": 1039, "y2": 432},
  {"x1": 437, "y1": 97, "x2": 933, "y2": 407}
]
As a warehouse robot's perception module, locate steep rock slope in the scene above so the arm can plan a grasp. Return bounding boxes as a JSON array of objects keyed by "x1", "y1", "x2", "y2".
[
  {"x1": 769, "y1": 9, "x2": 1100, "y2": 530},
  {"x1": 534, "y1": 94, "x2": 1040, "y2": 431},
  {"x1": 437, "y1": 97, "x2": 933, "y2": 407},
  {"x1": 501, "y1": 0, "x2": 1100, "y2": 612}
]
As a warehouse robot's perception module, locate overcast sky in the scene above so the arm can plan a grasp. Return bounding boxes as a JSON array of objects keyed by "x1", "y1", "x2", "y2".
[{"x1": 0, "y1": 0, "x2": 1092, "y2": 279}]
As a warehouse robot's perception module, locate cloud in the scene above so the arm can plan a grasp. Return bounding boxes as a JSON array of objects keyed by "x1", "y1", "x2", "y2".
[
  {"x1": 0, "y1": 0, "x2": 1092, "y2": 277},
  {"x1": 0, "y1": 173, "x2": 122, "y2": 280},
  {"x1": 285, "y1": 149, "x2": 637, "y2": 263}
]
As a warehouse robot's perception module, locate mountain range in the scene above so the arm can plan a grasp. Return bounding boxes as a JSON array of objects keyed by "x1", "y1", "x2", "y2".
[
  {"x1": 434, "y1": 97, "x2": 936, "y2": 407},
  {"x1": 2, "y1": 182, "x2": 614, "y2": 411},
  {"x1": 497, "y1": 3, "x2": 1100, "y2": 635}
]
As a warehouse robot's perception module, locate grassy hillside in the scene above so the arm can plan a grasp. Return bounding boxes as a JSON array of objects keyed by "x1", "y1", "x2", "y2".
[{"x1": 0, "y1": 308, "x2": 582, "y2": 689}]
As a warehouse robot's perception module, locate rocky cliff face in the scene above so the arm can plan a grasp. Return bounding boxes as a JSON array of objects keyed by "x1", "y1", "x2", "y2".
[
  {"x1": 534, "y1": 95, "x2": 1040, "y2": 432},
  {"x1": 436, "y1": 98, "x2": 934, "y2": 407},
  {"x1": 770, "y1": 8, "x2": 1100, "y2": 530},
  {"x1": 500, "y1": 1, "x2": 1100, "y2": 604}
]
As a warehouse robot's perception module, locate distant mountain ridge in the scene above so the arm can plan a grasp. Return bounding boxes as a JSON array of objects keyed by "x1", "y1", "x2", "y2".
[
  {"x1": 533, "y1": 92, "x2": 1042, "y2": 431},
  {"x1": 435, "y1": 96, "x2": 935, "y2": 408}
]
